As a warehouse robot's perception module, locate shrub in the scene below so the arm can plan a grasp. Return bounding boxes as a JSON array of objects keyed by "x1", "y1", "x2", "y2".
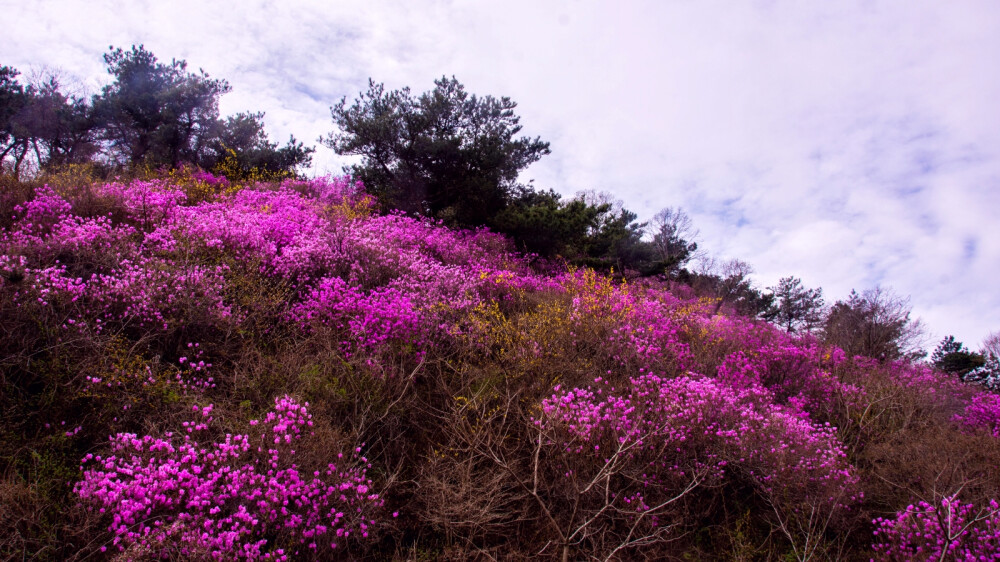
[
  {"x1": 75, "y1": 396, "x2": 384, "y2": 559},
  {"x1": 873, "y1": 496, "x2": 1000, "y2": 560}
]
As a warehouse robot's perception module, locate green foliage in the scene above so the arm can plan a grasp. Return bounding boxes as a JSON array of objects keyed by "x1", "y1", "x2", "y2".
[
  {"x1": 932, "y1": 335, "x2": 986, "y2": 376},
  {"x1": 0, "y1": 65, "x2": 25, "y2": 156},
  {"x1": 0, "y1": 67, "x2": 96, "y2": 178},
  {"x1": 577, "y1": 197, "x2": 649, "y2": 270},
  {"x1": 209, "y1": 112, "x2": 313, "y2": 181},
  {"x1": 768, "y1": 276, "x2": 825, "y2": 334},
  {"x1": 493, "y1": 188, "x2": 668, "y2": 276},
  {"x1": 492, "y1": 188, "x2": 598, "y2": 257},
  {"x1": 325, "y1": 76, "x2": 550, "y2": 227},
  {"x1": 0, "y1": 66, "x2": 20, "y2": 137},
  {"x1": 932, "y1": 335, "x2": 965, "y2": 364},
  {"x1": 93, "y1": 45, "x2": 231, "y2": 168},
  {"x1": 738, "y1": 284, "x2": 779, "y2": 319}
]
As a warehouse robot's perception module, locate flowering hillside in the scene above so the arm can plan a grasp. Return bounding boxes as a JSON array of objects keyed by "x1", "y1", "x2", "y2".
[{"x1": 3, "y1": 172, "x2": 1000, "y2": 560}]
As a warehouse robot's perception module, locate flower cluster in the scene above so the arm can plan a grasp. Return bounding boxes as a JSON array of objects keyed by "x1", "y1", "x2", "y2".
[
  {"x1": 715, "y1": 342, "x2": 865, "y2": 422},
  {"x1": 75, "y1": 396, "x2": 382, "y2": 559},
  {"x1": 290, "y1": 277, "x2": 425, "y2": 358},
  {"x1": 954, "y1": 393, "x2": 1000, "y2": 437},
  {"x1": 538, "y1": 371, "x2": 861, "y2": 518},
  {"x1": 872, "y1": 496, "x2": 1000, "y2": 560}
]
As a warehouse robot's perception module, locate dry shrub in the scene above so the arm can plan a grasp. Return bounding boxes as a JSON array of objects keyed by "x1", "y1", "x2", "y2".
[
  {"x1": 832, "y1": 358, "x2": 974, "y2": 457},
  {"x1": 0, "y1": 470, "x2": 108, "y2": 561},
  {"x1": 862, "y1": 426, "x2": 1000, "y2": 516},
  {"x1": 416, "y1": 450, "x2": 527, "y2": 547},
  {"x1": 0, "y1": 171, "x2": 38, "y2": 230}
]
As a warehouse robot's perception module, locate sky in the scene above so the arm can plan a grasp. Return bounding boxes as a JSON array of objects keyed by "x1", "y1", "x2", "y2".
[{"x1": 3, "y1": 0, "x2": 999, "y2": 349}]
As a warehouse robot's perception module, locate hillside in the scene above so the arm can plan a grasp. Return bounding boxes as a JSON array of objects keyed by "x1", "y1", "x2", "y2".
[{"x1": 3, "y1": 170, "x2": 1000, "y2": 560}]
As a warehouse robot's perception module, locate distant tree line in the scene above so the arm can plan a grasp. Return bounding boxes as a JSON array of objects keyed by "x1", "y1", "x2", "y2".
[
  {"x1": 1, "y1": 46, "x2": 313, "y2": 180},
  {"x1": 931, "y1": 332, "x2": 1000, "y2": 390}
]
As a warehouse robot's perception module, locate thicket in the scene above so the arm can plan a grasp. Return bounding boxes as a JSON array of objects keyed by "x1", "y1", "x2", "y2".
[{"x1": 3, "y1": 169, "x2": 1000, "y2": 560}]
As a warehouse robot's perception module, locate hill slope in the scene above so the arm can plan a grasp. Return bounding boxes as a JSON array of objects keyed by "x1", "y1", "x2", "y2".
[{"x1": 2, "y1": 172, "x2": 1000, "y2": 560}]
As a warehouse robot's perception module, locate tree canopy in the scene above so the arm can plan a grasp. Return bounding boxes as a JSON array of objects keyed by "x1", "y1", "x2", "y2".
[
  {"x1": 768, "y1": 276, "x2": 825, "y2": 334},
  {"x1": 324, "y1": 76, "x2": 550, "y2": 228},
  {"x1": 931, "y1": 335, "x2": 985, "y2": 377},
  {"x1": 209, "y1": 112, "x2": 314, "y2": 181},
  {"x1": 1, "y1": 46, "x2": 313, "y2": 179},
  {"x1": 93, "y1": 45, "x2": 232, "y2": 168},
  {"x1": 0, "y1": 67, "x2": 96, "y2": 176}
]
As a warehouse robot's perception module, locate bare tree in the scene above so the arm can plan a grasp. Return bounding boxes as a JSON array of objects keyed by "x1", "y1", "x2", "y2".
[
  {"x1": 575, "y1": 189, "x2": 625, "y2": 216},
  {"x1": 823, "y1": 286, "x2": 926, "y2": 361},
  {"x1": 768, "y1": 488, "x2": 851, "y2": 562},
  {"x1": 981, "y1": 331, "x2": 1000, "y2": 361},
  {"x1": 694, "y1": 258, "x2": 756, "y2": 315},
  {"x1": 647, "y1": 207, "x2": 701, "y2": 270}
]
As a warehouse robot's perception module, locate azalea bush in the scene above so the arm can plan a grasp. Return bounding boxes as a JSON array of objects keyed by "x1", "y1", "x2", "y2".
[
  {"x1": 530, "y1": 371, "x2": 860, "y2": 560},
  {"x1": 75, "y1": 397, "x2": 382, "y2": 559},
  {"x1": 873, "y1": 496, "x2": 1000, "y2": 560}
]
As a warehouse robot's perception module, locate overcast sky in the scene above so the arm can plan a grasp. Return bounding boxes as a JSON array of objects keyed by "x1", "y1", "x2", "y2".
[{"x1": 4, "y1": 0, "x2": 999, "y2": 349}]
